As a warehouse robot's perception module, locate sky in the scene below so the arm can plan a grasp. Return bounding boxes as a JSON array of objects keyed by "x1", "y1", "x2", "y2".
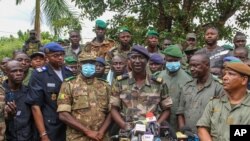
[{"x1": 0, "y1": 0, "x2": 249, "y2": 45}]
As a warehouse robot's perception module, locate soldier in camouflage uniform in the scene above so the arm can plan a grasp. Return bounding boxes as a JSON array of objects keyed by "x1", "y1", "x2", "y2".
[
  {"x1": 110, "y1": 45, "x2": 172, "y2": 131},
  {"x1": 0, "y1": 85, "x2": 5, "y2": 141},
  {"x1": 57, "y1": 53, "x2": 111, "y2": 141},
  {"x1": 108, "y1": 27, "x2": 132, "y2": 60},
  {"x1": 177, "y1": 53, "x2": 224, "y2": 133},
  {"x1": 23, "y1": 30, "x2": 42, "y2": 56},
  {"x1": 64, "y1": 31, "x2": 84, "y2": 60},
  {"x1": 0, "y1": 57, "x2": 11, "y2": 84},
  {"x1": 83, "y1": 20, "x2": 115, "y2": 61},
  {"x1": 197, "y1": 62, "x2": 250, "y2": 141}
]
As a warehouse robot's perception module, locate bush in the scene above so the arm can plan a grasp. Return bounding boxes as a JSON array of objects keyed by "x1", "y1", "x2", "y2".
[{"x1": 0, "y1": 37, "x2": 23, "y2": 60}]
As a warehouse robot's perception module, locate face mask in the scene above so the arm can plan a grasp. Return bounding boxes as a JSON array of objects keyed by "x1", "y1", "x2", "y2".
[
  {"x1": 81, "y1": 63, "x2": 95, "y2": 77},
  {"x1": 165, "y1": 61, "x2": 181, "y2": 72}
]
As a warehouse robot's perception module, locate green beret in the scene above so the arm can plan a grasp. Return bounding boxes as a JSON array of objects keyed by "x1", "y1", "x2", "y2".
[
  {"x1": 222, "y1": 44, "x2": 234, "y2": 50},
  {"x1": 161, "y1": 45, "x2": 183, "y2": 58},
  {"x1": 95, "y1": 20, "x2": 107, "y2": 29},
  {"x1": 118, "y1": 27, "x2": 130, "y2": 34},
  {"x1": 146, "y1": 30, "x2": 159, "y2": 37},
  {"x1": 64, "y1": 56, "x2": 77, "y2": 64},
  {"x1": 225, "y1": 62, "x2": 250, "y2": 76}
]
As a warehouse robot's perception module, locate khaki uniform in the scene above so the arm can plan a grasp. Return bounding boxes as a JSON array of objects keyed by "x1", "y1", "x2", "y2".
[
  {"x1": 107, "y1": 43, "x2": 132, "y2": 60},
  {"x1": 23, "y1": 40, "x2": 42, "y2": 56},
  {"x1": 84, "y1": 38, "x2": 115, "y2": 61},
  {"x1": 176, "y1": 74, "x2": 224, "y2": 133},
  {"x1": 158, "y1": 68, "x2": 192, "y2": 131},
  {"x1": 110, "y1": 72, "x2": 172, "y2": 120},
  {"x1": 197, "y1": 92, "x2": 250, "y2": 141},
  {"x1": 0, "y1": 86, "x2": 5, "y2": 141},
  {"x1": 0, "y1": 75, "x2": 7, "y2": 85},
  {"x1": 57, "y1": 75, "x2": 110, "y2": 141},
  {"x1": 22, "y1": 68, "x2": 33, "y2": 86},
  {"x1": 64, "y1": 45, "x2": 85, "y2": 60}
]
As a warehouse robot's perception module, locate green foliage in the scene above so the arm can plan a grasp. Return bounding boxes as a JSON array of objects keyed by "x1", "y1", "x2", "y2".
[{"x1": 73, "y1": 0, "x2": 250, "y2": 47}]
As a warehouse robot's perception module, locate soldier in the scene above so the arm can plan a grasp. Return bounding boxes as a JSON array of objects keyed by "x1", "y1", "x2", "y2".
[
  {"x1": 64, "y1": 31, "x2": 84, "y2": 60},
  {"x1": 177, "y1": 53, "x2": 224, "y2": 133},
  {"x1": 185, "y1": 33, "x2": 197, "y2": 50},
  {"x1": 197, "y1": 62, "x2": 250, "y2": 141},
  {"x1": 184, "y1": 46, "x2": 199, "y2": 63},
  {"x1": 84, "y1": 20, "x2": 115, "y2": 60},
  {"x1": 108, "y1": 27, "x2": 132, "y2": 60},
  {"x1": 196, "y1": 26, "x2": 231, "y2": 68},
  {"x1": 30, "y1": 52, "x2": 46, "y2": 69},
  {"x1": 110, "y1": 45, "x2": 172, "y2": 131},
  {"x1": 3, "y1": 60, "x2": 33, "y2": 140},
  {"x1": 149, "y1": 53, "x2": 165, "y2": 75},
  {"x1": 233, "y1": 32, "x2": 247, "y2": 49},
  {"x1": 23, "y1": 30, "x2": 42, "y2": 56},
  {"x1": 234, "y1": 47, "x2": 248, "y2": 62},
  {"x1": 26, "y1": 42, "x2": 73, "y2": 141},
  {"x1": 95, "y1": 57, "x2": 107, "y2": 80},
  {"x1": 0, "y1": 84, "x2": 5, "y2": 141},
  {"x1": 64, "y1": 56, "x2": 79, "y2": 76},
  {"x1": 0, "y1": 57, "x2": 11, "y2": 84},
  {"x1": 158, "y1": 45, "x2": 192, "y2": 131},
  {"x1": 145, "y1": 29, "x2": 162, "y2": 55},
  {"x1": 162, "y1": 37, "x2": 172, "y2": 50},
  {"x1": 13, "y1": 52, "x2": 32, "y2": 86},
  {"x1": 57, "y1": 53, "x2": 111, "y2": 141}
]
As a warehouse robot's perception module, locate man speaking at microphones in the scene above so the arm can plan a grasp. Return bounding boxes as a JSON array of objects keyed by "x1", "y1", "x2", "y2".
[{"x1": 197, "y1": 61, "x2": 250, "y2": 141}]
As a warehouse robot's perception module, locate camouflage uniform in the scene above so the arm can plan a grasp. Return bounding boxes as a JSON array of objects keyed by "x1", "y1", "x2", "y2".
[
  {"x1": 107, "y1": 42, "x2": 132, "y2": 60},
  {"x1": 23, "y1": 39, "x2": 42, "y2": 56},
  {"x1": 64, "y1": 45, "x2": 85, "y2": 61},
  {"x1": 176, "y1": 74, "x2": 224, "y2": 133},
  {"x1": 158, "y1": 68, "x2": 192, "y2": 131},
  {"x1": 0, "y1": 75, "x2": 7, "y2": 85},
  {"x1": 110, "y1": 72, "x2": 172, "y2": 121},
  {"x1": 57, "y1": 75, "x2": 111, "y2": 141},
  {"x1": 197, "y1": 92, "x2": 250, "y2": 141},
  {"x1": 0, "y1": 86, "x2": 5, "y2": 141}
]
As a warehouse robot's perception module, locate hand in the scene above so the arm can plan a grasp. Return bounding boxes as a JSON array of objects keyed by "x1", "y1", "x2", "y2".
[
  {"x1": 40, "y1": 135, "x2": 50, "y2": 141},
  {"x1": 85, "y1": 130, "x2": 100, "y2": 141},
  {"x1": 4, "y1": 102, "x2": 16, "y2": 117},
  {"x1": 97, "y1": 131, "x2": 104, "y2": 140}
]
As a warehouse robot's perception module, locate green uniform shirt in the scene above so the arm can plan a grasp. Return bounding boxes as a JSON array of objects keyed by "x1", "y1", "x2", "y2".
[
  {"x1": 23, "y1": 68, "x2": 33, "y2": 86},
  {"x1": 176, "y1": 74, "x2": 224, "y2": 133},
  {"x1": 158, "y1": 68, "x2": 192, "y2": 131},
  {"x1": 64, "y1": 45, "x2": 84, "y2": 61},
  {"x1": 197, "y1": 92, "x2": 250, "y2": 141},
  {"x1": 110, "y1": 72, "x2": 172, "y2": 121}
]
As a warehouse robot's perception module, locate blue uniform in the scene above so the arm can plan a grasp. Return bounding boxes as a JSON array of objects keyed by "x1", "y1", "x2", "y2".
[
  {"x1": 27, "y1": 64, "x2": 73, "y2": 141},
  {"x1": 3, "y1": 81, "x2": 33, "y2": 141}
]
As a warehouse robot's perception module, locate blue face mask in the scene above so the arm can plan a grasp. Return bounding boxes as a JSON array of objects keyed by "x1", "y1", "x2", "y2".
[
  {"x1": 165, "y1": 61, "x2": 181, "y2": 72},
  {"x1": 81, "y1": 63, "x2": 95, "y2": 77}
]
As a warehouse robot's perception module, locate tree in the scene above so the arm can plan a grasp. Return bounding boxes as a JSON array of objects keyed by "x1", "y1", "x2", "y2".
[
  {"x1": 16, "y1": 0, "x2": 81, "y2": 39},
  {"x1": 73, "y1": 0, "x2": 250, "y2": 45}
]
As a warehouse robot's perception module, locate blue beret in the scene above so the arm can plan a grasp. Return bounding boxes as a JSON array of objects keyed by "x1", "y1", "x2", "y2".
[
  {"x1": 130, "y1": 45, "x2": 150, "y2": 59},
  {"x1": 44, "y1": 42, "x2": 64, "y2": 53},
  {"x1": 96, "y1": 57, "x2": 106, "y2": 66},
  {"x1": 149, "y1": 53, "x2": 165, "y2": 64}
]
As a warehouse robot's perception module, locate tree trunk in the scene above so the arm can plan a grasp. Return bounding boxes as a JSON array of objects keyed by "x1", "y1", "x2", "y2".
[{"x1": 34, "y1": 0, "x2": 41, "y2": 40}]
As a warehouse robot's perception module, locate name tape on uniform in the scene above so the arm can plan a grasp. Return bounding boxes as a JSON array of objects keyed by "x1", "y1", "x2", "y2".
[{"x1": 230, "y1": 125, "x2": 250, "y2": 141}]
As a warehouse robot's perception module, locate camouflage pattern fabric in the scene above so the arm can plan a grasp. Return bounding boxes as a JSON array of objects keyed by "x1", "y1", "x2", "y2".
[
  {"x1": 0, "y1": 86, "x2": 5, "y2": 141},
  {"x1": 26, "y1": 42, "x2": 40, "y2": 56},
  {"x1": 57, "y1": 75, "x2": 110, "y2": 141}
]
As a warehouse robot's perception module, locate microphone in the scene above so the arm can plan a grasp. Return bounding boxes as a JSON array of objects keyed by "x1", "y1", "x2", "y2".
[
  {"x1": 133, "y1": 121, "x2": 146, "y2": 141},
  {"x1": 146, "y1": 112, "x2": 159, "y2": 136},
  {"x1": 180, "y1": 126, "x2": 195, "y2": 138}
]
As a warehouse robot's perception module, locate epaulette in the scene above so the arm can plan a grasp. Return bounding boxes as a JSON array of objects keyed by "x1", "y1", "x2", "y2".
[
  {"x1": 151, "y1": 76, "x2": 163, "y2": 84},
  {"x1": 97, "y1": 78, "x2": 109, "y2": 83},
  {"x1": 64, "y1": 76, "x2": 76, "y2": 82},
  {"x1": 116, "y1": 73, "x2": 129, "y2": 81},
  {"x1": 36, "y1": 66, "x2": 47, "y2": 72}
]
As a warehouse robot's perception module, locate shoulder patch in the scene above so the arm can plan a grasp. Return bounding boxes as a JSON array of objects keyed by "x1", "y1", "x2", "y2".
[
  {"x1": 65, "y1": 66, "x2": 72, "y2": 71},
  {"x1": 64, "y1": 76, "x2": 76, "y2": 82},
  {"x1": 36, "y1": 66, "x2": 47, "y2": 72},
  {"x1": 116, "y1": 73, "x2": 129, "y2": 81},
  {"x1": 151, "y1": 76, "x2": 163, "y2": 83}
]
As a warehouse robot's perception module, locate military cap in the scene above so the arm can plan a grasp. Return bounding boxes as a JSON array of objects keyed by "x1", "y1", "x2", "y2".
[
  {"x1": 149, "y1": 53, "x2": 165, "y2": 64},
  {"x1": 186, "y1": 33, "x2": 196, "y2": 40},
  {"x1": 130, "y1": 45, "x2": 150, "y2": 59},
  {"x1": 64, "y1": 56, "x2": 77, "y2": 64},
  {"x1": 161, "y1": 45, "x2": 183, "y2": 58},
  {"x1": 146, "y1": 30, "x2": 159, "y2": 37},
  {"x1": 78, "y1": 53, "x2": 96, "y2": 63},
  {"x1": 95, "y1": 19, "x2": 107, "y2": 29},
  {"x1": 43, "y1": 42, "x2": 64, "y2": 53},
  {"x1": 184, "y1": 45, "x2": 199, "y2": 53},
  {"x1": 118, "y1": 26, "x2": 130, "y2": 34},
  {"x1": 222, "y1": 44, "x2": 234, "y2": 50},
  {"x1": 96, "y1": 57, "x2": 106, "y2": 66},
  {"x1": 57, "y1": 38, "x2": 64, "y2": 43},
  {"x1": 223, "y1": 56, "x2": 241, "y2": 63},
  {"x1": 30, "y1": 52, "x2": 45, "y2": 59},
  {"x1": 224, "y1": 62, "x2": 250, "y2": 76}
]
